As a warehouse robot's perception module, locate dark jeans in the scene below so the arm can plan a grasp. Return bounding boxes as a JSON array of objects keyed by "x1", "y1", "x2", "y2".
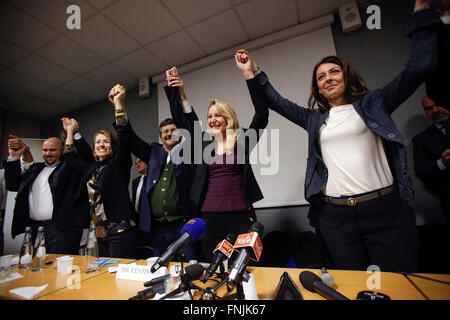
[
  {"x1": 30, "y1": 220, "x2": 83, "y2": 255},
  {"x1": 309, "y1": 192, "x2": 419, "y2": 273},
  {"x1": 200, "y1": 210, "x2": 257, "y2": 264},
  {"x1": 143, "y1": 219, "x2": 201, "y2": 262},
  {"x1": 97, "y1": 227, "x2": 139, "y2": 259}
]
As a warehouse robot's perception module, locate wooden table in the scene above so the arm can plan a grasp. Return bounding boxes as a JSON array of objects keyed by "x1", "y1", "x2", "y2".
[
  {"x1": 0, "y1": 254, "x2": 136, "y2": 300},
  {"x1": 39, "y1": 258, "x2": 147, "y2": 300},
  {"x1": 399, "y1": 272, "x2": 450, "y2": 300},
  {"x1": 246, "y1": 267, "x2": 429, "y2": 300},
  {"x1": 1, "y1": 255, "x2": 449, "y2": 300}
]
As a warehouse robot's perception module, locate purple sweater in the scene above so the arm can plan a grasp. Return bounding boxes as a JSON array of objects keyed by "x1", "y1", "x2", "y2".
[{"x1": 201, "y1": 153, "x2": 249, "y2": 212}]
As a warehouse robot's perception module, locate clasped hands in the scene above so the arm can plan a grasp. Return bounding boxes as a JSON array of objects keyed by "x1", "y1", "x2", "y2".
[
  {"x1": 61, "y1": 117, "x2": 79, "y2": 133},
  {"x1": 7, "y1": 135, "x2": 27, "y2": 158},
  {"x1": 164, "y1": 49, "x2": 258, "y2": 96}
]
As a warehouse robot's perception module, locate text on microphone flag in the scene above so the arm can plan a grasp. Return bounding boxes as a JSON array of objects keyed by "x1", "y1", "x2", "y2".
[
  {"x1": 253, "y1": 236, "x2": 263, "y2": 261},
  {"x1": 233, "y1": 232, "x2": 263, "y2": 261},
  {"x1": 235, "y1": 233, "x2": 253, "y2": 246},
  {"x1": 186, "y1": 219, "x2": 197, "y2": 225},
  {"x1": 215, "y1": 240, "x2": 234, "y2": 258}
]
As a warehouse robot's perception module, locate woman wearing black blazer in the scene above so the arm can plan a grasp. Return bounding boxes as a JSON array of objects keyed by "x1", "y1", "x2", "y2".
[
  {"x1": 62, "y1": 92, "x2": 139, "y2": 259},
  {"x1": 165, "y1": 65, "x2": 269, "y2": 261}
]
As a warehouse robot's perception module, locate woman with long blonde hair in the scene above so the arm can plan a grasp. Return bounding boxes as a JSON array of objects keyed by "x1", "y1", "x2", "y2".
[{"x1": 165, "y1": 66, "x2": 268, "y2": 262}]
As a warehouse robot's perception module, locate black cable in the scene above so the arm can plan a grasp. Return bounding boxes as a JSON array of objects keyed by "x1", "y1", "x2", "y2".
[{"x1": 396, "y1": 272, "x2": 450, "y2": 285}]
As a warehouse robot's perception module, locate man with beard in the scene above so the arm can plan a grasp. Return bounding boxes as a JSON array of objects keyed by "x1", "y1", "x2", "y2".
[{"x1": 4, "y1": 135, "x2": 90, "y2": 254}]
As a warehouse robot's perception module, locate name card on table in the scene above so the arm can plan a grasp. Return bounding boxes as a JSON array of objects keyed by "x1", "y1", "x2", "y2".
[{"x1": 116, "y1": 263, "x2": 168, "y2": 282}]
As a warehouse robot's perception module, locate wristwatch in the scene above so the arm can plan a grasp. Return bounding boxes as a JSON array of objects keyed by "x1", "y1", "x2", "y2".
[{"x1": 252, "y1": 66, "x2": 261, "y2": 75}]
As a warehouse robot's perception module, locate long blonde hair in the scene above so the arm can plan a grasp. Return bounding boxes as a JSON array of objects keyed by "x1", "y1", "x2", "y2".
[{"x1": 208, "y1": 99, "x2": 240, "y2": 155}]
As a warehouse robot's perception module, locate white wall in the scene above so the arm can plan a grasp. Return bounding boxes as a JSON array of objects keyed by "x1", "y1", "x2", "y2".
[
  {"x1": 4, "y1": 139, "x2": 44, "y2": 254},
  {"x1": 158, "y1": 27, "x2": 336, "y2": 209}
]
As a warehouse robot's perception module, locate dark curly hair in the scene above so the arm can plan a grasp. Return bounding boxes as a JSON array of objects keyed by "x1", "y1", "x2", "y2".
[{"x1": 308, "y1": 56, "x2": 369, "y2": 111}]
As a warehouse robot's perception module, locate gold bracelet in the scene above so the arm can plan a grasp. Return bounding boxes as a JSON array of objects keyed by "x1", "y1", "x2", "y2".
[
  {"x1": 115, "y1": 112, "x2": 126, "y2": 117},
  {"x1": 64, "y1": 144, "x2": 75, "y2": 153},
  {"x1": 252, "y1": 66, "x2": 261, "y2": 75}
]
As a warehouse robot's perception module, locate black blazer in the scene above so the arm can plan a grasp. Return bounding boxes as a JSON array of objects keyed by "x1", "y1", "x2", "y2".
[
  {"x1": 4, "y1": 138, "x2": 92, "y2": 238},
  {"x1": 164, "y1": 84, "x2": 269, "y2": 210},
  {"x1": 426, "y1": 22, "x2": 450, "y2": 110},
  {"x1": 131, "y1": 175, "x2": 141, "y2": 215},
  {"x1": 66, "y1": 130, "x2": 135, "y2": 228},
  {"x1": 412, "y1": 125, "x2": 450, "y2": 213}
]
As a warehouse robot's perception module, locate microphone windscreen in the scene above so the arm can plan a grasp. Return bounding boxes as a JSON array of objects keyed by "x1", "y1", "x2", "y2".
[
  {"x1": 184, "y1": 264, "x2": 204, "y2": 282},
  {"x1": 225, "y1": 233, "x2": 237, "y2": 244},
  {"x1": 248, "y1": 222, "x2": 264, "y2": 237},
  {"x1": 181, "y1": 218, "x2": 206, "y2": 242},
  {"x1": 299, "y1": 271, "x2": 321, "y2": 292}
]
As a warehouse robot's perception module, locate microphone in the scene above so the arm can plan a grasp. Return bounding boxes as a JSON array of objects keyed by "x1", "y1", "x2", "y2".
[
  {"x1": 143, "y1": 274, "x2": 171, "y2": 287},
  {"x1": 227, "y1": 222, "x2": 264, "y2": 286},
  {"x1": 180, "y1": 263, "x2": 205, "y2": 283},
  {"x1": 151, "y1": 218, "x2": 206, "y2": 273},
  {"x1": 159, "y1": 264, "x2": 205, "y2": 300},
  {"x1": 129, "y1": 282, "x2": 166, "y2": 300},
  {"x1": 299, "y1": 271, "x2": 349, "y2": 300},
  {"x1": 203, "y1": 233, "x2": 237, "y2": 283},
  {"x1": 132, "y1": 264, "x2": 205, "y2": 300}
]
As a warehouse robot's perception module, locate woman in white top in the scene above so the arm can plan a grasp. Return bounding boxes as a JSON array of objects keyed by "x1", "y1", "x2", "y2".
[{"x1": 235, "y1": 1, "x2": 440, "y2": 272}]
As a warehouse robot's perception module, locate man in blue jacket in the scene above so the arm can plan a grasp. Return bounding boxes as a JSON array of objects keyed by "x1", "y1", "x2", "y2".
[{"x1": 110, "y1": 84, "x2": 200, "y2": 262}]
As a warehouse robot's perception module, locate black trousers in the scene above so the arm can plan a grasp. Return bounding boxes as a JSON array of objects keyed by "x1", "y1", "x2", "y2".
[
  {"x1": 97, "y1": 227, "x2": 139, "y2": 259},
  {"x1": 309, "y1": 192, "x2": 419, "y2": 273},
  {"x1": 138, "y1": 219, "x2": 202, "y2": 262},
  {"x1": 30, "y1": 220, "x2": 83, "y2": 255},
  {"x1": 200, "y1": 209, "x2": 257, "y2": 263}
]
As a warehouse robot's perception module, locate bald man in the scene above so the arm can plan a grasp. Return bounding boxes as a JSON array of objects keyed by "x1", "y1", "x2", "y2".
[{"x1": 4, "y1": 135, "x2": 90, "y2": 254}]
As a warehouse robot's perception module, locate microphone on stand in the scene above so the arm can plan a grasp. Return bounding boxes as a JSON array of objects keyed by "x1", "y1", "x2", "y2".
[
  {"x1": 227, "y1": 222, "x2": 264, "y2": 286},
  {"x1": 203, "y1": 233, "x2": 237, "y2": 283},
  {"x1": 151, "y1": 218, "x2": 206, "y2": 273},
  {"x1": 159, "y1": 264, "x2": 205, "y2": 300},
  {"x1": 299, "y1": 271, "x2": 349, "y2": 300}
]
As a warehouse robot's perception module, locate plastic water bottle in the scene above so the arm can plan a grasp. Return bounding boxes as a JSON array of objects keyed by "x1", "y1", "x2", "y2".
[
  {"x1": 31, "y1": 226, "x2": 46, "y2": 271},
  {"x1": 19, "y1": 227, "x2": 33, "y2": 269},
  {"x1": 85, "y1": 224, "x2": 99, "y2": 273},
  {"x1": 320, "y1": 267, "x2": 335, "y2": 288}
]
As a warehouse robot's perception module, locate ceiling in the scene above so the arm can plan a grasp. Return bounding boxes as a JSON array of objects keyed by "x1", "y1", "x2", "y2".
[{"x1": 0, "y1": 0, "x2": 369, "y2": 119}]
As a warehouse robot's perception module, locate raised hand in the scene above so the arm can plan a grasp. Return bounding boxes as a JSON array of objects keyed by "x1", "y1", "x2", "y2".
[
  {"x1": 414, "y1": 0, "x2": 430, "y2": 12},
  {"x1": 62, "y1": 117, "x2": 79, "y2": 133},
  {"x1": 8, "y1": 134, "x2": 27, "y2": 158},
  {"x1": 61, "y1": 117, "x2": 70, "y2": 132},
  {"x1": 108, "y1": 84, "x2": 126, "y2": 109},
  {"x1": 166, "y1": 66, "x2": 179, "y2": 79},
  {"x1": 235, "y1": 49, "x2": 258, "y2": 79},
  {"x1": 166, "y1": 67, "x2": 186, "y2": 100},
  {"x1": 442, "y1": 149, "x2": 450, "y2": 167}
]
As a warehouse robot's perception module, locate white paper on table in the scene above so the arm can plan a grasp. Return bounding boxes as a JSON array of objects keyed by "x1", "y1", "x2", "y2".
[
  {"x1": 0, "y1": 272, "x2": 23, "y2": 284},
  {"x1": 9, "y1": 284, "x2": 48, "y2": 299}
]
